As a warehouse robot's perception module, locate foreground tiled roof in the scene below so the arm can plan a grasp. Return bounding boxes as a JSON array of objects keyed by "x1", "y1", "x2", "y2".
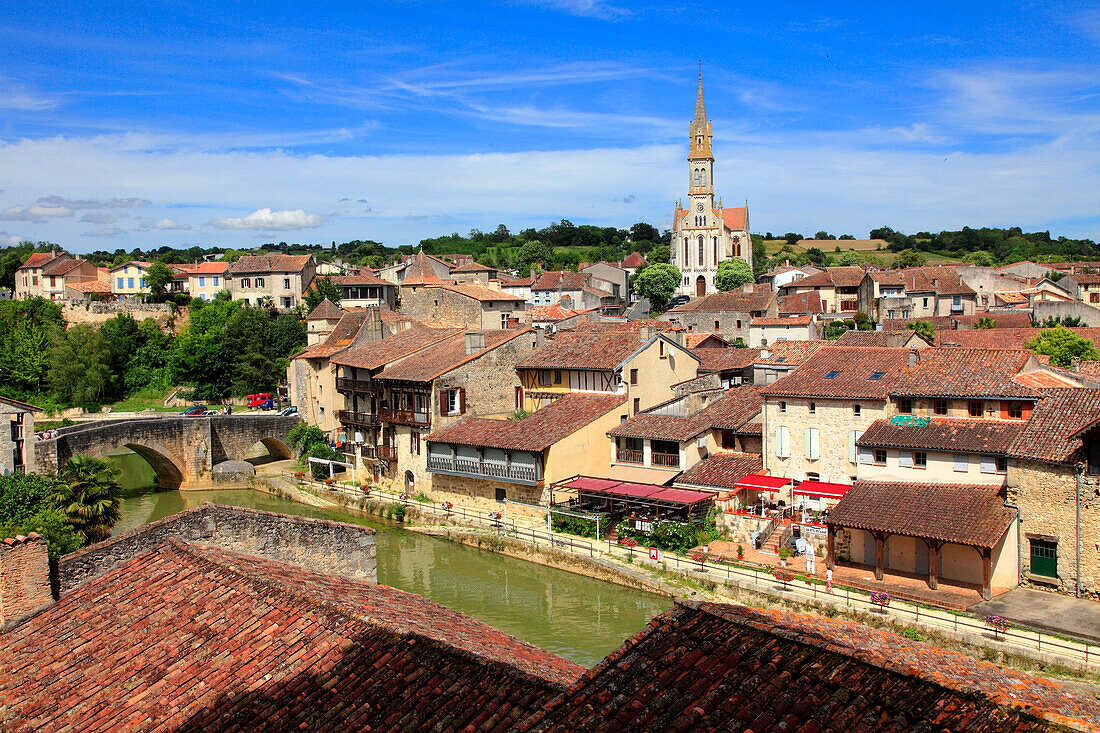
[
  {"x1": 426, "y1": 393, "x2": 625, "y2": 451},
  {"x1": 330, "y1": 324, "x2": 461, "y2": 369},
  {"x1": 0, "y1": 540, "x2": 581, "y2": 732},
  {"x1": 305, "y1": 297, "x2": 345, "y2": 320},
  {"x1": 856, "y1": 418, "x2": 1025, "y2": 454},
  {"x1": 228, "y1": 254, "x2": 312, "y2": 274},
  {"x1": 518, "y1": 331, "x2": 670, "y2": 370},
  {"x1": 527, "y1": 304, "x2": 582, "y2": 321},
  {"x1": 608, "y1": 386, "x2": 763, "y2": 442},
  {"x1": 675, "y1": 452, "x2": 762, "y2": 490},
  {"x1": 532, "y1": 270, "x2": 591, "y2": 291},
  {"x1": 1008, "y1": 387, "x2": 1100, "y2": 463},
  {"x1": 834, "y1": 329, "x2": 931, "y2": 347},
  {"x1": 938, "y1": 327, "x2": 1100, "y2": 350},
  {"x1": 891, "y1": 348, "x2": 1038, "y2": 398},
  {"x1": 777, "y1": 291, "x2": 823, "y2": 315},
  {"x1": 761, "y1": 347, "x2": 913, "y2": 399},
  {"x1": 751, "y1": 314, "x2": 813, "y2": 326},
  {"x1": 374, "y1": 328, "x2": 533, "y2": 382},
  {"x1": 692, "y1": 346, "x2": 761, "y2": 372},
  {"x1": 828, "y1": 481, "x2": 1014, "y2": 548},
  {"x1": 667, "y1": 289, "x2": 775, "y2": 314},
  {"x1": 754, "y1": 339, "x2": 829, "y2": 366},
  {"x1": 42, "y1": 257, "x2": 85, "y2": 275},
  {"x1": 520, "y1": 601, "x2": 1098, "y2": 732}
]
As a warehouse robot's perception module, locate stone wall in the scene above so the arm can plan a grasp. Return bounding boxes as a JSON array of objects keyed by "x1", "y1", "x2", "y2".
[
  {"x1": 58, "y1": 503, "x2": 377, "y2": 594},
  {"x1": 426, "y1": 473, "x2": 546, "y2": 517},
  {"x1": 672, "y1": 373, "x2": 722, "y2": 397},
  {"x1": 401, "y1": 287, "x2": 482, "y2": 329},
  {"x1": 0, "y1": 533, "x2": 52, "y2": 629},
  {"x1": 62, "y1": 301, "x2": 184, "y2": 332},
  {"x1": 1007, "y1": 460, "x2": 1098, "y2": 598}
]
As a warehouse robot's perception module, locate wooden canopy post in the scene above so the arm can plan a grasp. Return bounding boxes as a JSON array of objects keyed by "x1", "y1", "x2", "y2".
[
  {"x1": 926, "y1": 539, "x2": 942, "y2": 590},
  {"x1": 980, "y1": 546, "x2": 993, "y2": 601},
  {"x1": 873, "y1": 532, "x2": 887, "y2": 581},
  {"x1": 826, "y1": 524, "x2": 837, "y2": 570}
]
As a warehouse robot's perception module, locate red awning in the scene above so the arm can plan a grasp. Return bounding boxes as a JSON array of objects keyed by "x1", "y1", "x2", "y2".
[
  {"x1": 793, "y1": 480, "x2": 851, "y2": 500},
  {"x1": 559, "y1": 477, "x2": 713, "y2": 507},
  {"x1": 560, "y1": 477, "x2": 620, "y2": 492},
  {"x1": 735, "y1": 474, "x2": 792, "y2": 493}
]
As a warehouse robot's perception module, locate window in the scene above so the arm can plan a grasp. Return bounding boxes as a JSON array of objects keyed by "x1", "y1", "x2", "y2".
[
  {"x1": 410, "y1": 431, "x2": 420, "y2": 455},
  {"x1": 775, "y1": 426, "x2": 790, "y2": 458},
  {"x1": 899, "y1": 451, "x2": 913, "y2": 468},
  {"x1": 140, "y1": 278, "x2": 146, "y2": 288},
  {"x1": 969, "y1": 400, "x2": 983, "y2": 417},
  {"x1": 979, "y1": 455, "x2": 998, "y2": 474},
  {"x1": 805, "y1": 428, "x2": 820, "y2": 460},
  {"x1": 853, "y1": 404, "x2": 861, "y2": 417},
  {"x1": 283, "y1": 278, "x2": 291, "y2": 290},
  {"x1": 914, "y1": 451, "x2": 927, "y2": 468},
  {"x1": 1029, "y1": 538, "x2": 1057, "y2": 578},
  {"x1": 874, "y1": 449, "x2": 887, "y2": 465},
  {"x1": 629, "y1": 368, "x2": 638, "y2": 385},
  {"x1": 824, "y1": 371, "x2": 840, "y2": 379},
  {"x1": 127, "y1": 278, "x2": 134, "y2": 289},
  {"x1": 50, "y1": 276, "x2": 56, "y2": 287},
  {"x1": 996, "y1": 456, "x2": 1007, "y2": 473},
  {"x1": 538, "y1": 370, "x2": 551, "y2": 386},
  {"x1": 713, "y1": 236, "x2": 718, "y2": 262},
  {"x1": 242, "y1": 278, "x2": 250, "y2": 288},
  {"x1": 1092, "y1": 293, "x2": 1099, "y2": 304},
  {"x1": 554, "y1": 370, "x2": 563, "y2": 385},
  {"x1": 809, "y1": 402, "x2": 816, "y2": 414},
  {"x1": 714, "y1": 320, "x2": 720, "y2": 330},
  {"x1": 117, "y1": 277, "x2": 124, "y2": 289},
  {"x1": 899, "y1": 398, "x2": 912, "y2": 414},
  {"x1": 859, "y1": 447, "x2": 873, "y2": 464},
  {"x1": 256, "y1": 277, "x2": 265, "y2": 288},
  {"x1": 213, "y1": 276, "x2": 219, "y2": 286},
  {"x1": 198, "y1": 276, "x2": 206, "y2": 287},
  {"x1": 684, "y1": 238, "x2": 689, "y2": 264},
  {"x1": 934, "y1": 399, "x2": 948, "y2": 416},
  {"x1": 1008, "y1": 402, "x2": 1024, "y2": 419},
  {"x1": 736, "y1": 319, "x2": 742, "y2": 329},
  {"x1": 922, "y1": 297, "x2": 929, "y2": 307},
  {"x1": 405, "y1": 471, "x2": 415, "y2": 489},
  {"x1": 953, "y1": 454, "x2": 969, "y2": 472},
  {"x1": 633, "y1": 397, "x2": 640, "y2": 415},
  {"x1": 779, "y1": 401, "x2": 787, "y2": 413},
  {"x1": 698, "y1": 235, "x2": 704, "y2": 264},
  {"x1": 495, "y1": 487, "x2": 507, "y2": 502},
  {"x1": 659, "y1": 340, "x2": 666, "y2": 357}
]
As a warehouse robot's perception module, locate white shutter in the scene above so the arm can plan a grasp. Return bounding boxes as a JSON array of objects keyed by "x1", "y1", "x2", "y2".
[
  {"x1": 848, "y1": 431, "x2": 858, "y2": 463},
  {"x1": 899, "y1": 451, "x2": 913, "y2": 468},
  {"x1": 806, "y1": 428, "x2": 820, "y2": 460},
  {"x1": 859, "y1": 447, "x2": 873, "y2": 465},
  {"x1": 954, "y1": 454, "x2": 969, "y2": 472},
  {"x1": 980, "y1": 455, "x2": 996, "y2": 474},
  {"x1": 776, "y1": 426, "x2": 790, "y2": 458}
]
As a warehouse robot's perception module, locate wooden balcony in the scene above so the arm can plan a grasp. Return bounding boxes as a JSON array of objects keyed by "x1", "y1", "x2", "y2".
[
  {"x1": 360, "y1": 444, "x2": 397, "y2": 462},
  {"x1": 426, "y1": 455, "x2": 540, "y2": 485},
  {"x1": 651, "y1": 452, "x2": 680, "y2": 468},
  {"x1": 615, "y1": 448, "x2": 644, "y2": 464},
  {"x1": 337, "y1": 410, "x2": 379, "y2": 427},
  {"x1": 379, "y1": 407, "x2": 431, "y2": 427},
  {"x1": 336, "y1": 378, "x2": 372, "y2": 393}
]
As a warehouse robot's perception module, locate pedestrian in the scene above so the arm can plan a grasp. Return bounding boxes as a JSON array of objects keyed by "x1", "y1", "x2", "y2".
[
  {"x1": 226, "y1": 404, "x2": 232, "y2": 416},
  {"x1": 826, "y1": 567, "x2": 833, "y2": 594}
]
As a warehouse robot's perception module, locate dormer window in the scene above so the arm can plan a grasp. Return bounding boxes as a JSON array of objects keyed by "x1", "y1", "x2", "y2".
[{"x1": 824, "y1": 371, "x2": 840, "y2": 379}]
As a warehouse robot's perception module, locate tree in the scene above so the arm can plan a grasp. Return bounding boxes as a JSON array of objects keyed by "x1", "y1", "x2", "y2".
[
  {"x1": 715, "y1": 259, "x2": 754, "y2": 291},
  {"x1": 894, "y1": 249, "x2": 927, "y2": 268},
  {"x1": 1025, "y1": 326, "x2": 1100, "y2": 368},
  {"x1": 974, "y1": 317, "x2": 997, "y2": 329},
  {"x1": 305, "y1": 275, "x2": 342, "y2": 311},
  {"x1": 630, "y1": 222, "x2": 660, "y2": 243},
  {"x1": 52, "y1": 455, "x2": 123, "y2": 544},
  {"x1": 47, "y1": 324, "x2": 115, "y2": 406},
  {"x1": 144, "y1": 261, "x2": 174, "y2": 302},
  {"x1": 804, "y1": 247, "x2": 826, "y2": 266},
  {"x1": 634, "y1": 263, "x2": 681, "y2": 312},
  {"x1": 906, "y1": 321, "x2": 936, "y2": 343},
  {"x1": 964, "y1": 251, "x2": 997, "y2": 267},
  {"x1": 784, "y1": 233, "x2": 803, "y2": 245},
  {"x1": 837, "y1": 251, "x2": 865, "y2": 266},
  {"x1": 0, "y1": 473, "x2": 82, "y2": 558},
  {"x1": 515, "y1": 240, "x2": 552, "y2": 275},
  {"x1": 814, "y1": 231, "x2": 836, "y2": 240},
  {"x1": 288, "y1": 423, "x2": 326, "y2": 456}
]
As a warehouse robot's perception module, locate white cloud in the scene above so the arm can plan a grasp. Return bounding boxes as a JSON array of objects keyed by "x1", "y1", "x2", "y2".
[
  {"x1": 0, "y1": 203, "x2": 74, "y2": 221},
  {"x1": 208, "y1": 208, "x2": 326, "y2": 231},
  {"x1": 37, "y1": 194, "x2": 150, "y2": 209},
  {"x1": 84, "y1": 227, "x2": 124, "y2": 237},
  {"x1": 152, "y1": 218, "x2": 191, "y2": 230},
  {"x1": 0, "y1": 230, "x2": 22, "y2": 245},
  {"x1": 0, "y1": 77, "x2": 57, "y2": 111},
  {"x1": 80, "y1": 211, "x2": 127, "y2": 224},
  {"x1": 511, "y1": 0, "x2": 630, "y2": 20}
]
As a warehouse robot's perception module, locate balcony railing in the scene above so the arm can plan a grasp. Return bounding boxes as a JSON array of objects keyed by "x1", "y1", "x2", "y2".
[
  {"x1": 336, "y1": 378, "x2": 372, "y2": 392},
  {"x1": 427, "y1": 455, "x2": 540, "y2": 485},
  {"x1": 360, "y1": 444, "x2": 397, "y2": 462},
  {"x1": 338, "y1": 410, "x2": 379, "y2": 427},
  {"x1": 379, "y1": 407, "x2": 431, "y2": 426},
  {"x1": 651, "y1": 452, "x2": 680, "y2": 468},
  {"x1": 616, "y1": 448, "x2": 644, "y2": 464}
]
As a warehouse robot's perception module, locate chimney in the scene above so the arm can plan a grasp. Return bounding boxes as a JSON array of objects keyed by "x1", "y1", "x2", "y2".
[
  {"x1": 1, "y1": 533, "x2": 52, "y2": 628},
  {"x1": 742, "y1": 282, "x2": 753, "y2": 294},
  {"x1": 465, "y1": 331, "x2": 486, "y2": 355},
  {"x1": 909, "y1": 351, "x2": 920, "y2": 368},
  {"x1": 639, "y1": 325, "x2": 654, "y2": 342}
]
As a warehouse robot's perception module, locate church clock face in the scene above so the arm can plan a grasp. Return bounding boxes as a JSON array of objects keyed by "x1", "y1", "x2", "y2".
[{"x1": 696, "y1": 204, "x2": 704, "y2": 211}]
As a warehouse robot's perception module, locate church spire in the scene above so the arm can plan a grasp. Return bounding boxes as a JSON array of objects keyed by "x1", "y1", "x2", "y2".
[{"x1": 694, "y1": 62, "x2": 706, "y2": 125}]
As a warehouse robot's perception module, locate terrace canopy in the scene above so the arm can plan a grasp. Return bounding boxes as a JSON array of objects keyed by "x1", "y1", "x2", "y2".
[
  {"x1": 734, "y1": 474, "x2": 792, "y2": 494},
  {"x1": 552, "y1": 476, "x2": 714, "y2": 524},
  {"x1": 792, "y1": 480, "x2": 850, "y2": 500}
]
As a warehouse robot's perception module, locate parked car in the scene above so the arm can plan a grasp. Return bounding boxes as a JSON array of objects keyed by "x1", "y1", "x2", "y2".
[
  {"x1": 181, "y1": 406, "x2": 207, "y2": 416},
  {"x1": 278, "y1": 406, "x2": 298, "y2": 417},
  {"x1": 259, "y1": 399, "x2": 275, "y2": 410}
]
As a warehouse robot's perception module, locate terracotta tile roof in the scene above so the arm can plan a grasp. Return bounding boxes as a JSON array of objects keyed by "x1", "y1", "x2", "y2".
[
  {"x1": 41, "y1": 258, "x2": 84, "y2": 275},
  {"x1": 835, "y1": 329, "x2": 931, "y2": 347},
  {"x1": 783, "y1": 265, "x2": 867, "y2": 289},
  {"x1": 608, "y1": 386, "x2": 763, "y2": 441},
  {"x1": 1008, "y1": 387, "x2": 1100, "y2": 463},
  {"x1": 1078, "y1": 361, "x2": 1100, "y2": 377},
  {"x1": 518, "y1": 331, "x2": 673, "y2": 371},
  {"x1": 667, "y1": 289, "x2": 775, "y2": 314},
  {"x1": 777, "y1": 292, "x2": 823, "y2": 315},
  {"x1": 751, "y1": 314, "x2": 813, "y2": 326},
  {"x1": 108, "y1": 259, "x2": 152, "y2": 272},
  {"x1": 828, "y1": 481, "x2": 1014, "y2": 548},
  {"x1": 570, "y1": 319, "x2": 678, "y2": 333},
  {"x1": 621, "y1": 251, "x2": 646, "y2": 268},
  {"x1": 452, "y1": 261, "x2": 497, "y2": 273},
  {"x1": 228, "y1": 254, "x2": 311, "y2": 274},
  {"x1": 721, "y1": 206, "x2": 747, "y2": 230},
  {"x1": 872, "y1": 265, "x2": 975, "y2": 295},
  {"x1": 330, "y1": 324, "x2": 461, "y2": 369},
  {"x1": 305, "y1": 297, "x2": 345, "y2": 320},
  {"x1": 375, "y1": 328, "x2": 533, "y2": 383},
  {"x1": 17, "y1": 252, "x2": 57, "y2": 269},
  {"x1": 65, "y1": 279, "x2": 113, "y2": 293},
  {"x1": 692, "y1": 346, "x2": 761, "y2": 372},
  {"x1": 532, "y1": 270, "x2": 591, "y2": 291},
  {"x1": 528, "y1": 304, "x2": 583, "y2": 322},
  {"x1": 857, "y1": 418, "x2": 1025, "y2": 454},
  {"x1": 331, "y1": 271, "x2": 391, "y2": 287},
  {"x1": 761, "y1": 347, "x2": 913, "y2": 399},
  {"x1": 754, "y1": 339, "x2": 829, "y2": 366},
  {"x1": 501, "y1": 275, "x2": 536, "y2": 287},
  {"x1": 399, "y1": 251, "x2": 443, "y2": 285},
  {"x1": 521, "y1": 601, "x2": 1098, "y2": 732},
  {"x1": 685, "y1": 332, "x2": 728, "y2": 348},
  {"x1": 881, "y1": 315, "x2": 960, "y2": 332},
  {"x1": 0, "y1": 539, "x2": 579, "y2": 732},
  {"x1": 426, "y1": 282, "x2": 525, "y2": 302},
  {"x1": 426, "y1": 393, "x2": 625, "y2": 452},
  {"x1": 938, "y1": 326, "x2": 1100, "y2": 351},
  {"x1": 186, "y1": 260, "x2": 230, "y2": 274},
  {"x1": 891, "y1": 348, "x2": 1039, "y2": 398},
  {"x1": 675, "y1": 452, "x2": 762, "y2": 490}
]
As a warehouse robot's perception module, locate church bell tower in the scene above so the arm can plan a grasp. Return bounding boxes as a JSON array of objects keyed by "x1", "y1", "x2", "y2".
[{"x1": 688, "y1": 70, "x2": 714, "y2": 216}]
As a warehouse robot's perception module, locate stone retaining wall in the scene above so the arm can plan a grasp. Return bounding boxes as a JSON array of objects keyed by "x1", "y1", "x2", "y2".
[{"x1": 58, "y1": 503, "x2": 376, "y2": 594}]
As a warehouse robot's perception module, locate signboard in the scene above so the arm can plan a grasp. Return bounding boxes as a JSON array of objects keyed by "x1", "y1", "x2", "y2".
[
  {"x1": 649, "y1": 547, "x2": 660, "y2": 561},
  {"x1": 797, "y1": 522, "x2": 827, "y2": 537}
]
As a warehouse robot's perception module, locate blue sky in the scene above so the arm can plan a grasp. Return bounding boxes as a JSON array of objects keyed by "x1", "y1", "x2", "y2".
[{"x1": 1, "y1": 0, "x2": 1099, "y2": 251}]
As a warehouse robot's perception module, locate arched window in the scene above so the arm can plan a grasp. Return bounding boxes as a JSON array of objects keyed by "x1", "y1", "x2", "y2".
[
  {"x1": 733, "y1": 235, "x2": 741, "y2": 257},
  {"x1": 698, "y1": 235, "x2": 705, "y2": 265},
  {"x1": 713, "y1": 236, "x2": 719, "y2": 262},
  {"x1": 683, "y1": 238, "x2": 689, "y2": 265},
  {"x1": 700, "y1": 168, "x2": 707, "y2": 187},
  {"x1": 404, "y1": 470, "x2": 414, "y2": 489}
]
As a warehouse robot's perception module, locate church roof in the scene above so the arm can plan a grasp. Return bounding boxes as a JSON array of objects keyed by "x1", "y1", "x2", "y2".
[
  {"x1": 693, "y1": 70, "x2": 706, "y2": 125},
  {"x1": 401, "y1": 251, "x2": 443, "y2": 286},
  {"x1": 722, "y1": 206, "x2": 747, "y2": 231}
]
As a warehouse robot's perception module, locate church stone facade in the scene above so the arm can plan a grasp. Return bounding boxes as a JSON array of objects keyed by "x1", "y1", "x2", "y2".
[{"x1": 670, "y1": 73, "x2": 752, "y2": 297}]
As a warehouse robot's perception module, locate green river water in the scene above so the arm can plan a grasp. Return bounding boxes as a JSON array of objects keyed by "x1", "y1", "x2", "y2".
[{"x1": 109, "y1": 450, "x2": 672, "y2": 667}]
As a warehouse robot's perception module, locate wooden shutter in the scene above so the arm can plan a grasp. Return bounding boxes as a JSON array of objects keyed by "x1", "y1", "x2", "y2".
[
  {"x1": 980, "y1": 455, "x2": 996, "y2": 473},
  {"x1": 848, "y1": 431, "x2": 858, "y2": 463},
  {"x1": 805, "y1": 428, "x2": 820, "y2": 460},
  {"x1": 439, "y1": 388, "x2": 447, "y2": 416},
  {"x1": 899, "y1": 451, "x2": 913, "y2": 468},
  {"x1": 776, "y1": 426, "x2": 790, "y2": 458},
  {"x1": 954, "y1": 454, "x2": 969, "y2": 472},
  {"x1": 859, "y1": 447, "x2": 873, "y2": 465},
  {"x1": 459, "y1": 387, "x2": 466, "y2": 414}
]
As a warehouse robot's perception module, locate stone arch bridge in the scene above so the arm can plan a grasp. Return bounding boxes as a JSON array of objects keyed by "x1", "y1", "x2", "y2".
[{"x1": 35, "y1": 415, "x2": 300, "y2": 490}]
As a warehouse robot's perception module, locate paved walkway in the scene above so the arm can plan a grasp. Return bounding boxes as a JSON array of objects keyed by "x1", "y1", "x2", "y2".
[
  {"x1": 298, "y1": 477, "x2": 1100, "y2": 671},
  {"x1": 972, "y1": 588, "x2": 1100, "y2": 643}
]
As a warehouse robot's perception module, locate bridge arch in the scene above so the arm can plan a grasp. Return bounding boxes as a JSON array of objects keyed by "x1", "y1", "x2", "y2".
[{"x1": 116, "y1": 443, "x2": 185, "y2": 489}]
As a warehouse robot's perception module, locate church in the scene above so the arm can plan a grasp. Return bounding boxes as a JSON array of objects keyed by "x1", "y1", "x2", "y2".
[{"x1": 670, "y1": 72, "x2": 753, "y2": 297}]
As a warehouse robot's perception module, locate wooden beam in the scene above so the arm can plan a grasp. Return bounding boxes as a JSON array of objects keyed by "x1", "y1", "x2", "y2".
[
  {"x1": 980, "y1": 547, "x2": 993, "y2": 601},
  {"x1": 826, "y1": 525, "x2": 836, "y2": 570},
  {"x1": 874, "y1": 532, "x2": 885, "y2": 581},
  {"x1": 927, "y1": 539, "x2": 940, "y2": 591}
]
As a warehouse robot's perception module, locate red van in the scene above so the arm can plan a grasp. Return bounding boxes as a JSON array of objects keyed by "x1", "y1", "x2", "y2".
[{"x1": 246, "y1": 393, "x2": 272, "y2": 409}]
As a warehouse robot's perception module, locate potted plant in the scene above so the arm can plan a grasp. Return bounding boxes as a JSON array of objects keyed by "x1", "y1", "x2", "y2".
[
  {"x1": 984, "y1": 614, "x2": 1009, "y2": 640},
  {"x1": 870, "y1": 591, "x2": 891, "y2": 613},
  {"x1": 736, "y1": 544, "x2": 744, "y2": 561},
  {"x1": 440, "y1": 501, "x2": 453, "y2": 512},
  {"x1": 691, "y1": 552, "x2": 708, "y2": 572},
  {"x1": 324, "y1": 477, "x2": 336, "y2": 486},
  {"x1": 772, "y1": 569, "x2": 793, "y2": 590},
  {"x1": 293, "y1": 471, "x2": 305, "y2": 482},
  {"x1": 777, "y1": 547, "x2": 792, "y2": 567},
  {"x1": 360, "y1": 484, "x2": 372, "y2": 495},
  {"x1": 619, "y1": 536, "x2": 638, "y2": 559}
]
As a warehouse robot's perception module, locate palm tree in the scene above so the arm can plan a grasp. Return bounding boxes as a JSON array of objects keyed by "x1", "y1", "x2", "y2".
[{"x1": 52, "y1": 455, "x2": 124, "y2": 544}]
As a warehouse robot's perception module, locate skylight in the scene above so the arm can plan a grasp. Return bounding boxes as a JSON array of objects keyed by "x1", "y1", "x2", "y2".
[
  {"x1": 824, "y1": 371, "x2": 840, "y2": 379},
  {"x1": 775, "y1": 356, "x2": 787, "y2": 363},
  {"x1": 869, "y1": 371, "x2": 886, "y2": 380}
]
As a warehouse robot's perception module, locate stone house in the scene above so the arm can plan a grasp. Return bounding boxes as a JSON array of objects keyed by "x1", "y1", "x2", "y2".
[
  {"x1": 660, "y1": 287, "x2": 778, "y2": 344},
  {"x1": 515, "y1": 329, "x2": 700, "y2": 416},
  {"x1": 14, "y1": 252, "x2": 96, "y2": 301},
  {"x1": 747, "y1": 315, "x2": 817, "y2": 347},
  {"x1": 499, "y1": 274, "x2": 534, "y2": 303},
  {"x1": 758, "y1": 263, "x2": 822, "y2": 291},
  {"x1": 579, "y1": 261, "x2": 630, "y2": 302},
  {"x1": 424, "y1": 392, "x2": 627, "y2": 511},
  {"x1": 449, "y1": 261, "x2": 501, "y2": 284},
  {"x1": 400, "y1": 283, "x2": 526, "y2": 330},
  {"x1": 751, "y1": 339, "x2": 829, "y2": 384},
  {"x1": 110, "y1": 261, "x2": 153, "y2": 298},
  {"x1": 229, "y1": 254, "x2": 316, "y2": 309},
  {"x1": 0, "y1": 396, "x2": 39, "y2": 475},
  {"x1": 378, "y1": 251, "x2": 452, "y2": 286},
  {"x1": 868, "y1": 266, "x2": 977, "y2": 321},
  {"x1": 304, "y1": 299, "x2": 346, "y2": 346},
  {"x1": 1060, "y1": 272, "x2": 1100, "y2": 309},
  {"x1": 777, "y1": 266, "x2": 871, "y2": 316},
  {"x1": 530, "y1": 270, "x2": 618, "y2": 310},
  {"x1": 326, "y1": 271, "x2": 396, "y2": 309}
]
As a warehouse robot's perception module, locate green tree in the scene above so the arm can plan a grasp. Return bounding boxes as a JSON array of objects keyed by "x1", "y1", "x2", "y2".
[
  {"x1": 306, "y1": 441, "x2": 339, "y2": 479},
  {"x1": 0, "y1": 472, "x2": 83, "y2": 558},
  {"x1": 894, "y1": 249, "x2": 927, "y2": 268},
  {"x1": 144, "y1": 261, "x2": 175, "y2": 302},
  {"x1": 964, "y1": 251, "x2": 997, "y2": 267},
  {"x1": 714, "y1": 259, "x2": 754, "y2": 291},
  {"x1": 515, "y1": 240, "x2": 553, "y2": 275},
  {"x1": 906, "y1": 321, "x2": 936, "y2": 343},
  {"x1": 837, "y1": 251, "x2": 865, "y2": 266},
  {"x1": 635, "y1": 263, "x2": 681, "y2": 312},
  {"x1": 47, "y1": 324, "x2": 115, "y2": 406},
  {"x1": 51, "y1": 455, "x2": 124, "y2": 544},
  {"x1": 784, "y1": 233, "x2": 803, "y2": 245},
  {"x1": 305, "y1": 275, "x2": 342, "y2": 311},
  {"x1": 814, "y1": 231, "x2": 836, "y2": 240},
  {"x1": 1025, "y1": 326, "x2": 1100, "y2": 368},
  {"x1": 974, "y1": 316, "x2": 997, "y2": 329},
  {"x1": 288, "y1": 423, "x2": 326, "y2": 456},
  {"x1": 0, "y1": 298, "x2": 65, "y2": 394}
]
